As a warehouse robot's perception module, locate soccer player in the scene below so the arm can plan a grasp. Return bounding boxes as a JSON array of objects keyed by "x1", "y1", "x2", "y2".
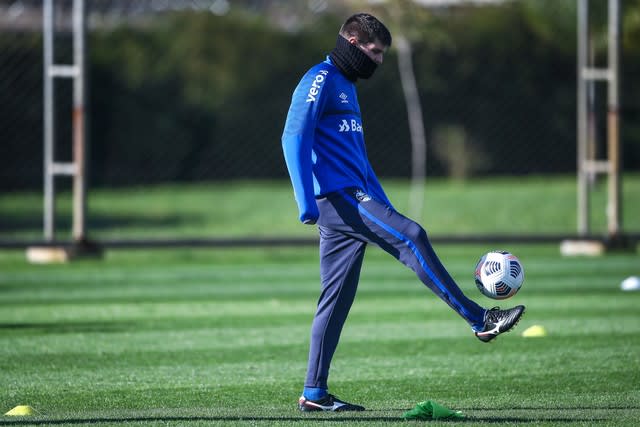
[{"x1": 281, "y1": 13, "x2": 525, "y2": 412}]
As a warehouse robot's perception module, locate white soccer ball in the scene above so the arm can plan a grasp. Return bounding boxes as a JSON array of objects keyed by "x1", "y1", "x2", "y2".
[{"x1": 474, "y1": 251, "x2": 524, "y2": 299}]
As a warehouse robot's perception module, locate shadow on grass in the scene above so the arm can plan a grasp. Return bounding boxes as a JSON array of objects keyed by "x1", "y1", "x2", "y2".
[
  {"x1": 1, "y1": 416, "x2": 396, "y2": 425},
  {"x1": 0, "y1": 413, "x2": 619, "y2": 425},
  {"x1": 0, "y1": 321, "x2": 130, "y2": 334},
  {"x1": 0, "y1": 213, "x2": 198, "y2": 234}
]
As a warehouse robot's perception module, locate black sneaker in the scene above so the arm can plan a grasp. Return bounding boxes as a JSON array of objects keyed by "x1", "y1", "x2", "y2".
[
  {"x1": 298, "y1": 394, "x2": 365, "y2": 412},
  {"x1": 475, "y1": 305, "x2": 525, "y2": 343}
]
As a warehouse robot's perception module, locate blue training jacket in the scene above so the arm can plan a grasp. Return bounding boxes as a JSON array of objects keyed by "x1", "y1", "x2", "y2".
[{"x1": 282, "y1": 57, "x2": 393, "y2": 224}]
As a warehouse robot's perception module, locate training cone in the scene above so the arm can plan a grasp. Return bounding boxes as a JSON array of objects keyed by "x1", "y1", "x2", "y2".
[
  {"x1": 521, "y1": 325, "x2": 547, "y2": 338},
  {"x1": 5, "y1": 405, "x2": 37, "y2": 416},
  {"x1": 621, "y1": 276, "x2": 640, "y2": 292}
]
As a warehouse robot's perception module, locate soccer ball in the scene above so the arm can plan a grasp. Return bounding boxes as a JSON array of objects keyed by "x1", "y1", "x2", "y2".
[{"x1": 474, "y1": 251, "x2": 524, "y2": 299}]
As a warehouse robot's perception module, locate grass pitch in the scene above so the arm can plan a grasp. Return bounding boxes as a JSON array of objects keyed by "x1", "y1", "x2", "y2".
[
  {"x1": 0, "y1": 244, "x2": 639, "y2": 426},
  {"x1": 2, "y1": 174, "x2": 639, "y2": 240}
]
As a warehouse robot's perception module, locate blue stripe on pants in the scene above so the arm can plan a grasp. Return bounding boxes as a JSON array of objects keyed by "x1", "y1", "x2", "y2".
[{"x1": 304, "y1": 188, "x2": 485, "y2": 389}]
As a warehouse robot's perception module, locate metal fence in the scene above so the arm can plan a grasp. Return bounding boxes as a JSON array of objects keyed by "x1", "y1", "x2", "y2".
[{"x1": 1, "y1": 0, "x2": 638, "y2": 244}]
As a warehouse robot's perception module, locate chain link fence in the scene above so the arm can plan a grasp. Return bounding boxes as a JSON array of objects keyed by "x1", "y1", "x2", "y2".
[{"x1": 1, "y1": 0, "x2": 638, "y2": 243}]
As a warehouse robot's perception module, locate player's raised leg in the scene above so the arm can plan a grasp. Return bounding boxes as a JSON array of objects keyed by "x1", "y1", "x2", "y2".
[{"x1": 328, "y1": 188, "x2": 525, "y2": 340}]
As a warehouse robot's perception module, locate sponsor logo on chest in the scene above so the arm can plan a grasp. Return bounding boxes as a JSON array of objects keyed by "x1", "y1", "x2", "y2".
[{"x1": 338, "y1": 119, "x2": 363, "y2": 133}]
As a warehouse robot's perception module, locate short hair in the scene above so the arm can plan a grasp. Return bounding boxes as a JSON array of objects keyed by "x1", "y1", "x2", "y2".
[{"x1": 339, "y1": 13, "x2": 392, "y2": 47}]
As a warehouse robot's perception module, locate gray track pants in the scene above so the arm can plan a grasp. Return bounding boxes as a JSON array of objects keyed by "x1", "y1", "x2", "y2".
[{"x1": 304, "y1": 187, "x2": 485, "y2": 389}]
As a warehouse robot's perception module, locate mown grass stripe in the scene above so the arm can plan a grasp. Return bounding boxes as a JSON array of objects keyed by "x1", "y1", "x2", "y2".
[{"x1": 1, "y1": 245, "x2": 638, "y2": 426}]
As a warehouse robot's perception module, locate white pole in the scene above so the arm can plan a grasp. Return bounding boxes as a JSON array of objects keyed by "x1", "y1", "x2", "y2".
[
  {"x1": 43, "y1": 0, "x2": 55, "y2": 241},
  {"x1": 72, "y1": 0, "x2": 88, "y2": 243},
  {"x1": 577, "y1": 0, "x2": 589, "y2": 236},
  {"x1": 396, "y1": 34, "x2": 426, "y2": 220},
  {"x1": 606, "y1": 0, "x2": 621, "y2": 238}
]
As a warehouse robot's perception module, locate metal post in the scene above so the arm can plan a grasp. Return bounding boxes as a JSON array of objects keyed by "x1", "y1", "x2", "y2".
[
  {"x1": 72, "y1": 0, "x2": 87, "y2": 242},
  {"x1": 31, "y1": 0, "x2": 99, "y2": 262},
  {"x1": 43, "y1": 0, "x2": 55, "y2": 241},
  {"x1": 564, "y1": 0, "x2": 630, "y2": 255},
  {"x1": 42, "y1": 0, "x2": 88, "y2": 243},
  {"x1": 577, "y1": 0, "x2": 589, "y2": 236},
  {"x1": 607, "y1": 0, "x2": 621, "y2": 238}
]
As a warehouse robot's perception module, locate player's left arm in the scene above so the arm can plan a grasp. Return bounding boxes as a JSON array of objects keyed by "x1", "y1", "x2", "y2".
[{"x1": 281, "y1": 67, "x2": 330, "y2": 224}]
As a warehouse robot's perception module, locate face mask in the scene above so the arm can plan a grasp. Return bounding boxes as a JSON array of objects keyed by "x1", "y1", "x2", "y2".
[{"x1": 329, "y1": 35, "x2": 378, "y2": 81}]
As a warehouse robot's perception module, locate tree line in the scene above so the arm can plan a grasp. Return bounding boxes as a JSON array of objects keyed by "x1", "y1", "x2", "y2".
[{"x1": 2, "y1": 2, "x2": 639, "y2": 190}]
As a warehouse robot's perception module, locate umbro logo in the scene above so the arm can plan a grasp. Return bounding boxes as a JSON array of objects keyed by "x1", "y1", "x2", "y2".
[
  {"x1": 339, "y1": 92, "x2": 349, "y2": 104},
  {"x1": 338, "y1": 119, "x2": 363, "y2": 133}
]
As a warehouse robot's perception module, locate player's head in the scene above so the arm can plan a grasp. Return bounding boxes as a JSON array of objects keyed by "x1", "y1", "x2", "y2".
[
  {"x1": 330, "y1": 13, "x2": 391, "y2": 81},
  {"x1": 339, "y1": 13, "x2": 391, "y2": 66},
  {"x1": 339, "y1": 13, "x2": 392, "y2": 54}
]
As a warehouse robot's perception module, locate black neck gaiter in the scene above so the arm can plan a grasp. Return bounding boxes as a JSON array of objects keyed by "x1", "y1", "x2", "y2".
[{"x1": 329, "y1": 35, "x2": 378, "y2": 82}]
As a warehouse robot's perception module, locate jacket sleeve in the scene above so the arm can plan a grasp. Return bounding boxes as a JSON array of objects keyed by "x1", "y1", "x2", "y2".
[{"x1": 281, "y1": 68, "x2": 329, "y2": 224}]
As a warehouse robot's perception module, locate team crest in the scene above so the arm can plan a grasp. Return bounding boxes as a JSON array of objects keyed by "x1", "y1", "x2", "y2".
[{"x1": 355, "y1": 190, "x2": 371, "y2": 202}]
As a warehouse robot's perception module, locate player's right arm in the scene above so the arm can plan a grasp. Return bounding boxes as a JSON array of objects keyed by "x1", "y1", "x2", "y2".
[{"x1": 281, "y1": 67, "x2": 329, "y2": 224}]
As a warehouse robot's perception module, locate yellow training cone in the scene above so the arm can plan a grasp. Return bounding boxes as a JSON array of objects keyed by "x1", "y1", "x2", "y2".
[
  {"x1": 5, "y1": 405, "x2": 37, "y2": 416},
  {"x1": 521, "y1": 325, "x2": 547, "y2": 338}
]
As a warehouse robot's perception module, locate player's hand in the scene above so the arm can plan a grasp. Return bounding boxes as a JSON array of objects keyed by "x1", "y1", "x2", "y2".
[
  {"x1": 299, "y1": 205, "x2": 319, "y2": 225},
  {"x1": 299, "y1": 211, "x2": 318, "y2": 225}
]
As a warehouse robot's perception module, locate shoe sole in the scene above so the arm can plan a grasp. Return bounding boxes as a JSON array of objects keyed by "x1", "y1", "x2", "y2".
[
  {"x1": 298, "y1": 397, "x2": 365, "y2": 412},
  {"x1": 299, "y1": 405, "x2": 365, "y2": 412}
]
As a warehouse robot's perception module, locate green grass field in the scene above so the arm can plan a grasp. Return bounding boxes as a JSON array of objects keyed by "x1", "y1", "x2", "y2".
[
  {"x1": 2, "y1": 174, "x2": 639, "y2": 240},
  {"x1": 1, "y1": 176, "x2": 639, "y2": 425},
  {"x1": 1, "y1": 244, "x2": 639, "y2": 426}
]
